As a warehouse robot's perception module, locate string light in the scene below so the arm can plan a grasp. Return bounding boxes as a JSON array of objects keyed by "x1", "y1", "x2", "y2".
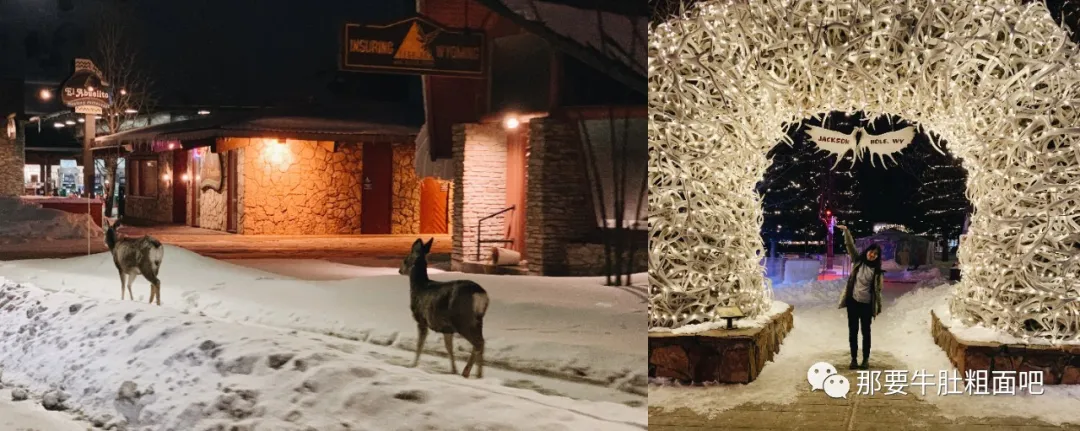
[{"x1": 648, "y1": 0, "x2": 1080, "y2": 342}]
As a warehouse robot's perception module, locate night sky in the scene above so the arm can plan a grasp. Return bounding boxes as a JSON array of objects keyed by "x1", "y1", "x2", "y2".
[{"x1": 0, "y1": 0, "x2": 421, "y2": 107}]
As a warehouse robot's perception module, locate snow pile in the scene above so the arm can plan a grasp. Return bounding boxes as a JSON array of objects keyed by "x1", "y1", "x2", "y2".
[
  {"x1": 0, "y1": 247, "x2": 646, "y2": 393},
  {"x1": 0, "y1": 198, "x2": 103, "y2": 245},
  {"x1": 0, "y1": 278, "x2": 645, "y2": 430},
  {"x1": 771, "y1": 279, "x2": 846, "y2": 307},
  {"x1": 883, "y1": 265, "x2": 943, "y2": 282}
]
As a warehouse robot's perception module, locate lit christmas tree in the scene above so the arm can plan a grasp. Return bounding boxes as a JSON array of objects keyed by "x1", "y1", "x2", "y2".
[
  {"x1": 758, "y1": 112, "x2": 861, "y2": 257},
  {"x1": 910, "y1": 142, "x2": 970, "y2": 247}
]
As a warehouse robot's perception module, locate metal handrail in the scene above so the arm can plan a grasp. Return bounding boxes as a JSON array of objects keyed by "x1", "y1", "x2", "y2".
[{"x1": 477, "y1": 205, "x2": 515, "y2": 261}]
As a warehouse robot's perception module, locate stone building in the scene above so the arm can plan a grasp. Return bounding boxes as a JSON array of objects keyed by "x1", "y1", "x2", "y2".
[
  {"x1": 415, "y1": 0, "x2": 648, "y2": 276},
  {"x1": 95, "y1": 107, "x2": 451, "y2": 236}
]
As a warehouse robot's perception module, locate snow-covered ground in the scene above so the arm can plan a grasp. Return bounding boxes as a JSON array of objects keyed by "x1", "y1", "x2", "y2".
[
  {"x1": 0, "y1": 278, "x2": 645, "y2": 430},
  {"x1": 650, "y1": 275, "x2": 1080, "y2": 425},
  {"x1": 0, "y1": 246, "x2": 646, "y2": 395}
]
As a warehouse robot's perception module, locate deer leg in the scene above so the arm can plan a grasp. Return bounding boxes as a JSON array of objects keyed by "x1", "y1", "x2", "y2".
[
  {"x1": 461, "y1": 331, "x2": 484, "y2": 379},
  {"x1": 443, "y1": 333, "x2": 457, "y2": 374},
  {"x1": 118, "y1": 271, "x2": 126, "y2": 300},
  {"x1": 125, "y1": 274, "x2": 136, "y2": 301},
  {"x1": 412, "y1": 325, "x2": 428, "y2": 368},
  {"x1": 141, "y1": 264, "x2": 161, "y2": 306}
]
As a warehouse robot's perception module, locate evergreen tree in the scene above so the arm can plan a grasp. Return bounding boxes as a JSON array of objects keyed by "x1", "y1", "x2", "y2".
[
  {"x1": 758, "y1": 113, "x2": 861, "y2": 255},
  {"x1": 910, "y1": 144, "x2": 969, "y2": 243}
]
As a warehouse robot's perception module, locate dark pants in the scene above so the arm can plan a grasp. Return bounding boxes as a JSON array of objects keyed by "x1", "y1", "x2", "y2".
[{"x1": 847, "y1": 299, "x2": 872, "y2": 362}]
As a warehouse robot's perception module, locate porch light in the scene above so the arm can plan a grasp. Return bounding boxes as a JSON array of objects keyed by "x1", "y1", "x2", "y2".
[
  {"x1": 77, "y1": 118, "x2": 85, "y2": 123},
  {"x1": 197, "y1": 110, "x2": 210, "y2": 115},
  {"x1": 39, "y1": 89, "x2": 52, "y2": 101},
  {"x1": 504, "y1": 116, "x2": 520, "y2": 130},
  {"x1": 119, "y1": 89, "x2": 128, "y2": 96},
  {"x1": 53, "y1": 122, "x2": 64, "y2": 128},
  {"x1": 162, "y1": 173, "x2": 170, "y2": 181},
  {"x1": 181, "y1": 174, "x2": 190, "y2": 182},
  {"x1": 168, "y1": 143, "x2": 176, "y2": 150},
  {"x1": 65, "y1": 120, "x2": 76, "y2": 125}
]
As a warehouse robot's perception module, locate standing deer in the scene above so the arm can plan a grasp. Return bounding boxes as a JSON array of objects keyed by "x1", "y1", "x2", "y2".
[
  {"x1": 104, "y1": 220, "x2": 165, "y2": 305},
  {"x1": 399, "y1": 238, "x2": 489, "y2": 378}
]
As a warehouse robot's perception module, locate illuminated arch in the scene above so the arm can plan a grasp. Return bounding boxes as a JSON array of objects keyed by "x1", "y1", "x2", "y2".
[{"x1": 649, "y1": 0, "x2": 1080, "y2": 342}]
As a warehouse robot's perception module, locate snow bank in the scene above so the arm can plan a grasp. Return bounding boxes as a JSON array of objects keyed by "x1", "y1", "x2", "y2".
[
  {"x1": 0, "y1": 247, "x2": 646, "y2": 393},
  {"x1": 0, "y1": 278, "x2": 645, "y2": 430},
  {"x1": 0, "y1": 198, "x2": 103, "y2": 245},
  {"x1": 649, "y1": 300, "x2": 791, "y2": 334}
]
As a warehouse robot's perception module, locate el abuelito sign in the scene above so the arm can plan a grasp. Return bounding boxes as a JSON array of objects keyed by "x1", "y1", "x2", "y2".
[{"x1": 342, "y1": 16, "x2": 485, "y2": 77}]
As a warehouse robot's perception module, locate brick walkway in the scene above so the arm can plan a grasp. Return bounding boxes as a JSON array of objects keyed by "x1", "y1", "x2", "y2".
[{"x1": 649, "y1": 351, "x2": 1080, "y2": 431}]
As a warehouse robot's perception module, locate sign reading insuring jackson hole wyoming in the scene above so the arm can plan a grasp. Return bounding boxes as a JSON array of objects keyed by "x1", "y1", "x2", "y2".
[
  {"x1": 805, "y1": 125, "x2": 916, "y2": 169},
  {"x1": 61, "y1": 58, "x2": 111, "y2": 115},
  {"x1": 342, "y1": 16, "x2": 484, "y2": 76}
]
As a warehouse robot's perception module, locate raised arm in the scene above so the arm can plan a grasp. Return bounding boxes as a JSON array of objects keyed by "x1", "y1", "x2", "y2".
[{"x1": 836, "y1": 225, "x2": 858, "y2": 258}]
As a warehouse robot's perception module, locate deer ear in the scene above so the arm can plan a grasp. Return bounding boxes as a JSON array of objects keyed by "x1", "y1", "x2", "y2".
[
  {"x1": 423, "y1": 238, "x2": 434, "y2": 252},
  {"x1": 412, "y1": 238, "x2": 424, "y2": 249}
]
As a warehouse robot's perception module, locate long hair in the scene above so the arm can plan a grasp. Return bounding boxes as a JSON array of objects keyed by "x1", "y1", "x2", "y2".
[{"x1": 859, "y1": 243, "x2": 883, "y2": 271}]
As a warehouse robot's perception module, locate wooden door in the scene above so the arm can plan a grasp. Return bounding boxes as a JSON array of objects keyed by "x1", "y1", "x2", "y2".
[
  {"x1": 361, "y1": 142, "x2": 393, "y2": 234},
  {"x1": 172, "y1": 151, "x2": 188, "y2": 224},
  {"x1": 419, "y1": 177, "x2": 449, "y2": 234},
  {"x1": 505, "y1": 129, "x2": 528, "y2": 257},
  {"x1": 226, "y1": 151, "x2": 238, "y2": 233}
]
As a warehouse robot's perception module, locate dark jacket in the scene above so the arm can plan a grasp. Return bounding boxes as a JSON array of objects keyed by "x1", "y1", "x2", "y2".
[{"x1": 837, "y1": 229, "x2": 883, "y2": 318}]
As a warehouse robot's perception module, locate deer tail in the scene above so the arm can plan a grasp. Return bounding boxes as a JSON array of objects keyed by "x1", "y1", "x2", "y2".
[{"x1": 472, "y1": 292, "x2": 489, "y2": 319}]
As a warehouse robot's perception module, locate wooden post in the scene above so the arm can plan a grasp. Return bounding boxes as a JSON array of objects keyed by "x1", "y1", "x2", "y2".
[{"x1": 83, "y1": 114, "x2": 95, "y2": 197}]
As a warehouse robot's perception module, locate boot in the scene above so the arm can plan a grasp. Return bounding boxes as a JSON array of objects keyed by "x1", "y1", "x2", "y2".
[
  {"x1": 849, "y1": 358, "x2": 859, "y2": 370},
  {"x1": 859, "y1": 358, "x2": 869, "y2": 370}
]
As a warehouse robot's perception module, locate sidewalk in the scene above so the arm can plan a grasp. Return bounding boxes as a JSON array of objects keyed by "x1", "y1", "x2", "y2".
[
  {"x1": 649, "y1": 351, "x2": 1080, "y2": 431},
  {"x1": 0, "y1": 223, "x2": 450, "y2": 260}
]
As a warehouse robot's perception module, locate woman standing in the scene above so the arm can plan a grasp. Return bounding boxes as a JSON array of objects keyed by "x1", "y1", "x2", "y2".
[{"x1": 835, "y1": 225, "x2": 883, "y2": 370}]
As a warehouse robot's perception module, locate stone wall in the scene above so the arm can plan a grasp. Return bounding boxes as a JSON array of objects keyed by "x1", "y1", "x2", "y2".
[
  {"x1": 240, "y1": 139, "x2": 363, "y2": 235},
  {"x1": 0, "y1": 119, "x2": 25, "y2": 197},
  {"x1": 236, "y1": 148, "x2": 246, "y2": 234},
  {"x1": 391, "y1": 143, "x2": 420, "y2": 235},
  {"x1": 125, "y1": 152, "x2": 174, "y2": 223},
  {"x1": 525, "y1": 118, "x2": 597, "y2": 276},
  {"x1": 932, "y1": 310, "x2": 1080, "y2": 385},
  {"x1": 452, "y1": 123, "x2": 508, "y2": 267},
  {"x1": 649, "y1": 304, "x2": 795, "y2": 384},
  {"x1": 565, "y1": 242, "x2": 648, "y2": 277}
]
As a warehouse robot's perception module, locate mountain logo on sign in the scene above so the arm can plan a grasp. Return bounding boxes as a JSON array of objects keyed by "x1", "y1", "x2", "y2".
[{"x1": 394, "y1": 22, "x2": 438, "y2": 62}]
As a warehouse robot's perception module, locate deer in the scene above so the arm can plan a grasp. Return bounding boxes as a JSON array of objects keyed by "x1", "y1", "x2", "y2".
[
  {"x1": 104, "y1": 220, "x2": 165, "y2": 305},
  {"x1": 399, "y1": 238, "x2": 489, "y2": 378}
]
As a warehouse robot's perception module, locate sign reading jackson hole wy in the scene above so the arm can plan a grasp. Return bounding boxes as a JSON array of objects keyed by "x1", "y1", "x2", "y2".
[
  {"x1": 342, "y1": 16, "x2": 485, "y2": 76},
  {"x1": 805, "y1": 125, "x2": 916, "y2": 169}
]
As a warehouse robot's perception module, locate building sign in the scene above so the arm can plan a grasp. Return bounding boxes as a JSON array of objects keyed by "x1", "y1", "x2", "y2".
[
  {"x1": 806, "y1": 125, "x2": 915, "y2": 169},
  {"x1": 342, "y1": 16, "x2": 485, "y2": 76},
  {"x1": 60, "y1": 159, "x2": 77, "y2": 168},
  {"x1": 61, "y1": 58, "x2": 111, "y2": 115}
]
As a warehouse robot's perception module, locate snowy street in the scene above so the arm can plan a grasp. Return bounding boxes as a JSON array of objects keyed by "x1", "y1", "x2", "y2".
[
  {"x1": 0, "y1": 389, "x2": 88, "y2": 430},
  {"x1": 0, "y1": 247, "x2": 646, "y2": 430}
]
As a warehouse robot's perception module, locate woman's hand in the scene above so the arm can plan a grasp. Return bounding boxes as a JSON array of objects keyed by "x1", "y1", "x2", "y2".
[{"x1": 836, "y1": 225, "x2": 848, "y2": 231}]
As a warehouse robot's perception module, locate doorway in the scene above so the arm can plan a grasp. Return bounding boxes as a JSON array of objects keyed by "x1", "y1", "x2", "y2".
[
  {"x1": 172, "y1": 152, "x2": 188, "y2": 224},
  {"x1": 419, "y1": 177, "x2": 449, "y2": 234},
  {"x1": 361, "y1": 142, "x2": 393, "y2": 234}
]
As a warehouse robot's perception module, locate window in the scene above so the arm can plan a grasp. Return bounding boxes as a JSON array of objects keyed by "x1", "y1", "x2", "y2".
[{"x1": 128, "y1": 158, "x2": 160, "y2": 197}]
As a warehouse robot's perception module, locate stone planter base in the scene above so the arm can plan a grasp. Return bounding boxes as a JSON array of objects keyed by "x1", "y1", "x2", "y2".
[
  {"x1": 648, "y1": 304, "x2": 795, "y2": 384},
  {"x1": 931, "y1": 310, "x2": 1080, "y2": 384}
]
